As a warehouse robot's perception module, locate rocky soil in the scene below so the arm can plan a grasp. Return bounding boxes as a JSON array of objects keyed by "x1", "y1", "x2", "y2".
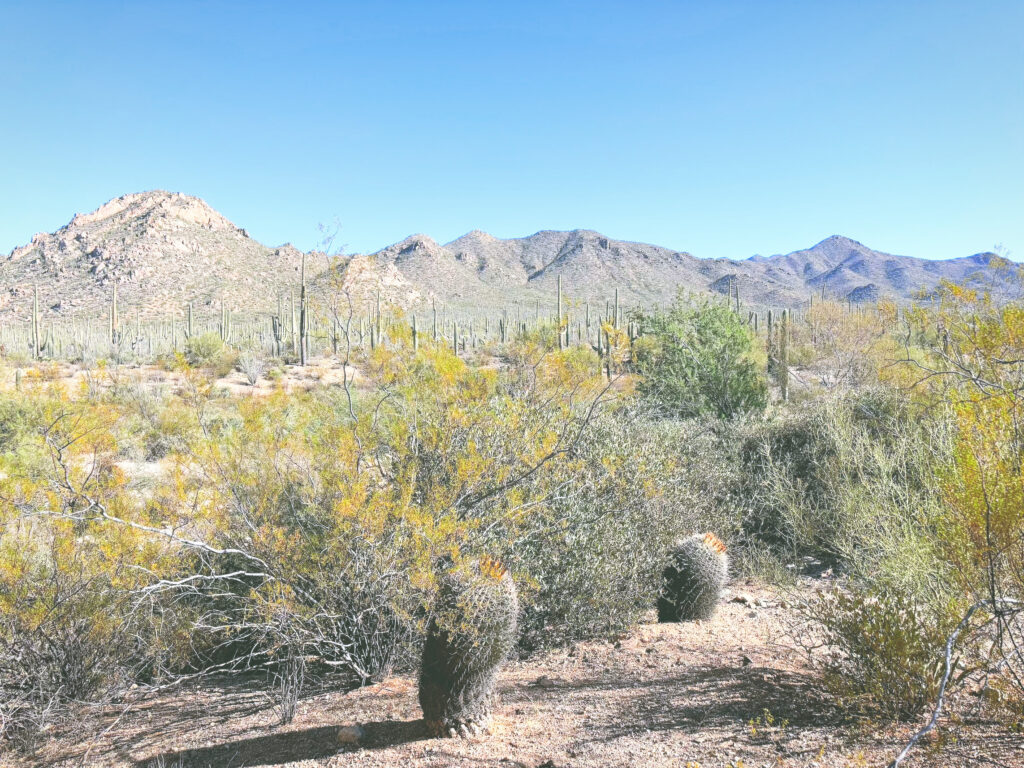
[{"x1": 24, "y1": 583, "x2": 1021, "y2": 768}]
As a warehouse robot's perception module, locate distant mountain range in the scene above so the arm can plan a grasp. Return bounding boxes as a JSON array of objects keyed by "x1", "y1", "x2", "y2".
[
  {"x1": 0, "y1": 191, "x2": 1012, "y2": 320},
  {"x1": 356, "y1": 229, "x2": 1008, "y2": 310}
]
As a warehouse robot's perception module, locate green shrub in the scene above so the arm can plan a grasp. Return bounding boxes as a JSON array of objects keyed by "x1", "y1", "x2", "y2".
[
  {"x1": 507, "y1": 407, "x2": 695, "y2": 652},
  {"x1": 184, "y1": 332, "x2": 236, "y2": 376},
  {"x1": 734, "y1": 388, "x2": 951, "y2": 586},
  {"x1": 633, "y1": 294, "x2": 767, "y2": 420}
]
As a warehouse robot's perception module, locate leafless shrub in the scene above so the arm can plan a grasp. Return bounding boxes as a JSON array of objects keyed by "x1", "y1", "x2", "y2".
[
  {"x1": 272, "y1": 652, "x2": 306, "y2": 725},
  {"x1": 237, "y1": 352, "x2": 267, "y2": 386}
]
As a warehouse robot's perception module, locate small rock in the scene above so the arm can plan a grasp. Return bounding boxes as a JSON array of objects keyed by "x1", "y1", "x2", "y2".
[
  {"x1": 337, "y1": 725, "x2": 365, "y2": 745},
  {"x1": 741, "y1": 655, "x2": 753, "y2": 666}
]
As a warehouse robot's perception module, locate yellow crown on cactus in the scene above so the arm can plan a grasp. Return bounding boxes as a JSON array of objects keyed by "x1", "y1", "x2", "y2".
[
  {"x1": 702, "y1": 532, "x2": 727, "y2": 554},
  {"x1": 479, "y1": 555, "x2": 507, "y2": 579}
]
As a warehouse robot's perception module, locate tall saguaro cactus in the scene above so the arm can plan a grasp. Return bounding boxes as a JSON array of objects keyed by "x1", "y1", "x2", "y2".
[
  {"x1": 31, "y1": 285, "x2": 40, "y2": 359},
  {"x1": 557, "y1": 275, "x2": 563, "y2": 350},
  {"x1": 779, "y1": 308, "x2": 789, "y2": 402},
  {"x1": 299, "y1": 253, "x2": 308, "y2": 365},
  {"x1": 110, "y1": 283, "x2": 120, "y2": 347}
]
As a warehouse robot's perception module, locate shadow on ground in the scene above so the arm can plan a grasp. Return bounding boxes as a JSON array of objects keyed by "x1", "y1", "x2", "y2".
[
  {"x1": 507, "y1": 662, "x2": 839, "y2": 745},
  {"x1": 138, "y1": 719, "x2": 428, "y2": 768}
]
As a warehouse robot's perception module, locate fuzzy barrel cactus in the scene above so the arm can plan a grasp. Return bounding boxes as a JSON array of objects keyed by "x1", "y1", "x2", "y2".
[
  {"x1": 419, "y1": 556, "x2": 519, "y2": 737},
  {"x1": 658, "y1": 532, "x2": 728, "y2": 622}
]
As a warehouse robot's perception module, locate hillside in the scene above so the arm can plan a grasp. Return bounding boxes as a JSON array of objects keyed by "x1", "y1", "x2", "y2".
[
  {"x1": 359, "y1": 230, "x2": 1007, "y2": 309},
  {"x1": 0, "y1": 191, "x2": 305, "y2": 321},
  {"x1": 2, "y1": 192, "x2": 1013, "y2": 320}
]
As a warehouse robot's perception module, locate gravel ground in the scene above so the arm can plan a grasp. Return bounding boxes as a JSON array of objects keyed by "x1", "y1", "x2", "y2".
[{"x1": 25, "y1": 583, "x2": 1023, "y2": 768}]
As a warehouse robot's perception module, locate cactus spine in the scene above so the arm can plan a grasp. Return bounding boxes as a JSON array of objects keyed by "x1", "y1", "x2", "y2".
[
  {"x1": 419, "y1": 557, "x2": 519, "y2": 737},
  {"x1": 658, "y1": 532, "x2": 728, "y2": 622}
]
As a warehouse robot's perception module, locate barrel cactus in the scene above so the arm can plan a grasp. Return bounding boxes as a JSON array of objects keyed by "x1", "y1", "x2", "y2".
[
  {"x1": 658, "y1": 532, "x2": 728, "y2": 622},
  {"x1": 419, "y1": 556, "x2": 519, "y2": 737}
]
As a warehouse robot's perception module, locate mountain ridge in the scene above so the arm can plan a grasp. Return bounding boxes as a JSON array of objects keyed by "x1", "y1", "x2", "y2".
[{"x1": 1, "y1": 191, "x2": 1011, "y2": 319}]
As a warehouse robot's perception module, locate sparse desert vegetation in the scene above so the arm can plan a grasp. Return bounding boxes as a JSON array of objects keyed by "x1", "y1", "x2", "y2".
[
  {"x1": 1, "y1": 281, "x2": 1023, "y2": 768},
  {"x1": 4, "y1": 2, "x2": 1021, "y2": 764}
]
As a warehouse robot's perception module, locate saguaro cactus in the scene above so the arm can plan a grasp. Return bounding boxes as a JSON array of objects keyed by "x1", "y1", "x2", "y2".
[
  {"x1": 31, "y1": 285, "x2": 40, "y2": 359},
  {"x1": 419, "y1": 557, "x2": 519, "y2": 737},
  {"x1": 110, "y1": 283, "x2": 120, "y2": 346},
  {"x1": 658, "y1": 533, "x2": 729, "y2": 622},
  {"x1": 299, "y1": 253, "x2": 308, "y2": 365},
  {"x1": 779, "y1": 308, "x2": 789, "y2": 402}
]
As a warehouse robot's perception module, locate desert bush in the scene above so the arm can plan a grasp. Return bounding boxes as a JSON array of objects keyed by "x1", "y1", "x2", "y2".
[
  {"x1": 0, "y1": 396, "x2": 176, "y2": 750},
  {"x1": 735, "y1": 387, "x2": 951, "y2": 586},
  {"x1": 0, "y1": 392, "x2": 43, "y2": 449},
  {"x1": 808, "y1": 587, "x2": 955, "y2": 721},
  {"x1": 897, "y1": 283, "x2": 1024, "y2": 710},
  {"x1": 632, "y1": 294, "x2": 767, "y2": 419},
  {"x1": 237, "y1": 351, "x2": 267, "y2": 385},
  {"x1": 184, "y1": 332, "x2": 236, "y2": 376},
  {"x1": 0, "y1": 533, "x2": 157, "y2": 750},
  {"x1": 103, "y1": 340, "x2": 677, "y2": 701},
  {"x1": 508, "y1": 406, "x2": 696, "y2": 651},
  {"x1": 791, "y1": 299, "x2": 891, "y2": 389}
]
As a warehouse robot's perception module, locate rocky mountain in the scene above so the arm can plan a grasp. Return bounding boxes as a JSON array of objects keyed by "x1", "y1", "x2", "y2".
[
  {"x1": 2, "y1": 192, "x2": 1012, "y2": 321},
  {"x1": 352, "y1": 230, "x2": 1007, "y2": 310},
  {"x1": 0, "y1": 191, "x2": 304, "y2": 320}
]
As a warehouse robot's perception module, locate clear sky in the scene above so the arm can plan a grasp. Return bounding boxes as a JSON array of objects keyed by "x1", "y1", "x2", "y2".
[{"x1": 1, "y1": 1, "x2": 1021, "y2": 260}]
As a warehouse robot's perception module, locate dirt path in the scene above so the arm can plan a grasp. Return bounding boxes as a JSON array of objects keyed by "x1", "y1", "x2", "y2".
[{"x1": 28, "y1": 584, "x2": 1020, "y2": 768}]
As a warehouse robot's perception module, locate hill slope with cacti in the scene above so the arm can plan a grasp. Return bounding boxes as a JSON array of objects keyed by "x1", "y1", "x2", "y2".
[
  {"x1": 361, "y1": 230, "x2": 1012, "y2": 309},
  {"x1": 3, "y1": 192, "x2": 1017, "y2": 322},
  {"x1": 0, "y1": 191, "x2": 305, "y2": 321}
]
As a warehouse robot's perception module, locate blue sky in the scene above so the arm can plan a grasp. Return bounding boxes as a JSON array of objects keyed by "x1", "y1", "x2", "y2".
[{"x1": 1, "y1": 1, "x2": 1021, "y2": 260}]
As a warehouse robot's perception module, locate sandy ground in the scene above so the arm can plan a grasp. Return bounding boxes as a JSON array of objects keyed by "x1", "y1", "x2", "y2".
[
  {"x1": 0, "y1": 357, "x2": 366, "y2": 398},
  {"x1": 23, "y1": 583, "x2": 1022, "y2": 768}
]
